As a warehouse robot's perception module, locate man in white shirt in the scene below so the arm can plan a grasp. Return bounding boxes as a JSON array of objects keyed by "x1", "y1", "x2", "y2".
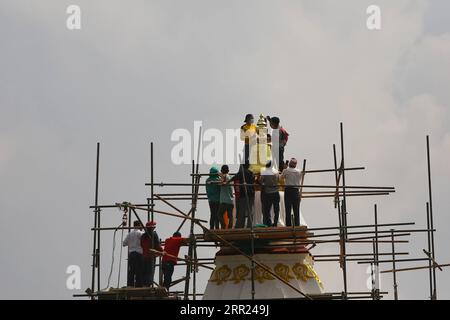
[
  {"x1": 260, "y1": 161, "x2": 280, "y2": 227},
  {"x1": 281, "y1": 158, "x2": 302, "y2": 226},
  {"x1": 123, "y1": 220, "x2": 144, "y2": 287}
]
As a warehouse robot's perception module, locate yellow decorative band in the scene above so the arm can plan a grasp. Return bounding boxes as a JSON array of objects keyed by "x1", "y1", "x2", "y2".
[{"x1": 209, "y1": 263, "x2": 323, "y2": 288}]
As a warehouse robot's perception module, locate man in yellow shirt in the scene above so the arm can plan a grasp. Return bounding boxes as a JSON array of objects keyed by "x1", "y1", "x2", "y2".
[{"x1": 240, "y1": 114, "x2": 256, "y2": 164}]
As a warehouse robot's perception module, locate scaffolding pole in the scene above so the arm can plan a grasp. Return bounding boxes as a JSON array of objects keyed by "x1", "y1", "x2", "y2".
[
  {"x1": 90, "y1": 142, "x2": 100, "y2": 298},
  {"x1": 426, "y1": 136, "x2": 437, "y2": 300}
]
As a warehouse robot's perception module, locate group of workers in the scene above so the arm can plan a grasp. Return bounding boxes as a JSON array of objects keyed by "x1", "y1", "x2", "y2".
[
  {"x1": 122, "y1": 221, "x2": 186, "y2": 290},
  {"x1": 122, "y1": 113, "x2": 297, "y2": 291},
  {"x1": 206, "y1": 114, "x2": 302, "y2": 229}
]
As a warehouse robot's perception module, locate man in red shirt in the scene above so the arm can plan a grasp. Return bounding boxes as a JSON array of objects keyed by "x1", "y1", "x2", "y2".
[
  {"x1": 162, "y1": 232, "x2": 187, "y2": 290},
  {"x1": 267, "y1": 116, "x2": 289, "y2": 171}
]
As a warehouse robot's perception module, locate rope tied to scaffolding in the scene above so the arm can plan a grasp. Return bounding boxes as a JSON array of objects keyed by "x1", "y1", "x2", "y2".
[{"x1": 103, "y1": 221, "x2": 124, "y2": 291}]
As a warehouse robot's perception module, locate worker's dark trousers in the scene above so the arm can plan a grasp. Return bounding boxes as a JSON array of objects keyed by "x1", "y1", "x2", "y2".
[
  {"x1": 244, "y1": 144, "x2": 250, "y2": 164},
  {"x1": 285, "y1": 187, "x2": 300, "y2": 226},
  {"x1": 217, "y1": 203, "x2": 234, "y2": 229},
  {"x1": 208, "y1": 201, "x2": 220, "y2": 229},
  {"x1": 162, "y1": 261, "x2": 176, "y2": 290},
  {"x1": 262, "y1": 192, "x2": 280, "y2": 227},
  {"x1": 142, "y1": 257, "x2": 156, "y2": 287},
  {"x1": 127, "y1": 252, "x2": 143, "y2": 287},
  {"x1": 235, "y1": 197, "x2": 255, "y2": 228},
  {"x1": 279, "y1": 145, "x2": 285, "y2": 170},
  {"x1": 260, "y1": 191, "x2": 265, "y2": 218}
]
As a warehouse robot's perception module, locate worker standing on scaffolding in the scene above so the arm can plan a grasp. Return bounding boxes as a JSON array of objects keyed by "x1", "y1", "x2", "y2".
[
  {"x1": 140, "y1": 221, "x2": 162, "y2": 287},
  {"x1": 123, "y1": 220, "x2": 144, "y2": 287},
  {"x1": 161, "y1": 232, "x2": 187, "y2": 290},
  {"x1": 267, "y1": 116, "x2": 289, "y2": 171},
  {"x1": 217, "y1": 165, "x2": 235, "y2": 229},
  {"x1": 260, "y1": 161, "x2": 280, "y2": 227},
  {"x1": 206, "y1": 166, "x2": 221, "y2": 229},
  {"x1": 281, "y1": 158, "x2": 302, "y2": 226},
  {"x1": 232, "y1": 162, "x2": 255, "y2": 228},
  {"x1": 240, "y1": 114, "x2": 257, "y2": 164}
]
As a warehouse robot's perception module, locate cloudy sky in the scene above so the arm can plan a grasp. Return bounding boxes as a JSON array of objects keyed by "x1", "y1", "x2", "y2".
[{"x1": 1, "y1": 0, "x2": 449, "y2": 299}]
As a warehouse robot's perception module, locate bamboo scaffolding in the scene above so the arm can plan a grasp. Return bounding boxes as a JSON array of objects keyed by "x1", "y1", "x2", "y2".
[{"x1": 84, "y1": 124, "x2": 444, "y2": 302}]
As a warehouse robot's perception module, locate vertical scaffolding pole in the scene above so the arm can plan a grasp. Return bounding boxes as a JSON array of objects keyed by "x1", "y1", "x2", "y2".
[
  {"x1": 193, "y1": 238, "x2": 198, "y2": 299},
  {"x1": 158, "y1": 255, "x2": 163, "y2": 288},
  {"x1": 184, "y1": 152, "x2": 201, "y2": 300},
  {"x1": 249, "y1": 181, "x2": 256, "y2": 300},
  {"x1": 339, "y1": 123, "x2": 349, "y2": 298},
  {"x1": 297, "y1": 159, "x2": 307, "y2": 226},
  {"x1": 96, "y1": 143, "x2": 101, "y2": 292},
  {"x1": 90, "y1": 142, "x2": 100, "y2": 297},
  {"x1": 340, "y1": 123, "x2": 348, "y2": 241},
  {"x1": 374, "y1": 204, "x2": 380, "y2": 300},
  {"x1": 150, "y1": 142, "x2": 155, "y2": 287},
  {"x1": 238, "y1": 158, "x2": 256, "y2": 300},
  {"x1": 192, "y1": 127, "x2": 202, "y2": 300},
  {"x1": 426, "y1": 136, "x2": 437, "y2": 300},
  {"x1": 184, "y1": 161, "x2": 195, "y2": 300},
  {"x1": 150, "y1": 142, "x2": 154, "y2": 222},
  {"x1": 333, "y1": 143, "x2": 347, "y2": 298},
  {"x1": 127, "y1": 195, "x2": 132, "y2": 288},
  {"x1": 371, "y1": 239, "x2": 376, "y2": 300},
  {"x1": 390, "y1": 229, "x2": 398, "y2": 300},
  {"x1": 426, "y1": 202, "x2": 433, "y2": 300}
]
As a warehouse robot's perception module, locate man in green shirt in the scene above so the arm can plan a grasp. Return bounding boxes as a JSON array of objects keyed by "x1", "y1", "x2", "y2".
[{"x1": 206, "y1": 166, "x2": 221, "y2": 229}]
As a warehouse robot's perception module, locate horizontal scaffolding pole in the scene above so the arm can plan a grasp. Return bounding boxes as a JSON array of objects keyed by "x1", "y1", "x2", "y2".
[
  {"x1": 307, "y1": 222, "x2": 414, "y2": 232},
  {"x1": 381, "y1": 263, "x2": 450, "y2": 274},
  {"x1": 304, "y1": 167, "x2": 365, "y2": 174},
  {"x1": 314, "y1": 252, "x2": 408, "y2": 258},
  {"x1": 149, "y1": 193, "x2": 391, "y2": 201},
  {"x1": 193, "y1": 225, "x2": 414, "y2": 239},
  {"x1": 346, "y1": 233, "x2": 410, "y2": 242},
  {"x1": 89, "y1": 203, "x2": 155, "y2": 209},
  {"x1": 357, "y1": 257, "x2": 431, "y2": 265},
  {"x1": 193, "y1": 238, "x2": 410, "y2": 247},
  {"x1": 309, "y1": 228, "x2": 434, "y2": 239},
  {"x1": 145, "y1": 182, "x2": 395, "y2": 190},
  {"x1": 116, "y1": 203, "x2": 208, "y2": 223},
  {"x1": 298, "y1": 192, "x2": 391, "y2": 199},
  {"x1": 316, "y1": 258, "x2": 394, "y2": 262},
  {"x1": 347, "y1": 239, "x2": 409, "y2": 244},
  {"x1": 153, "y1": 190, "x2": 392, "y2": 197},
  {"x1": 188, "y1": 167, "x2": 365, "y2": 177}
]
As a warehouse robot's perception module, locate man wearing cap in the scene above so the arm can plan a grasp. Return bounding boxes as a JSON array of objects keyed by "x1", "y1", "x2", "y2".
[
  {"x1": 140, "y1": 221, "x2": 163, "y2": 287},
  {"x1": 267, "y1": 116, "x2": 289, "y2": 171},
  {"x1": 240, "y1": 114, "x2": 256, "y2": 164},
  {"x1": 281, "y1": 158, "x2": 302, "y2": 226},
  {"x1": 123, "y1": 220, "x2": 144, "y2": 287}
]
